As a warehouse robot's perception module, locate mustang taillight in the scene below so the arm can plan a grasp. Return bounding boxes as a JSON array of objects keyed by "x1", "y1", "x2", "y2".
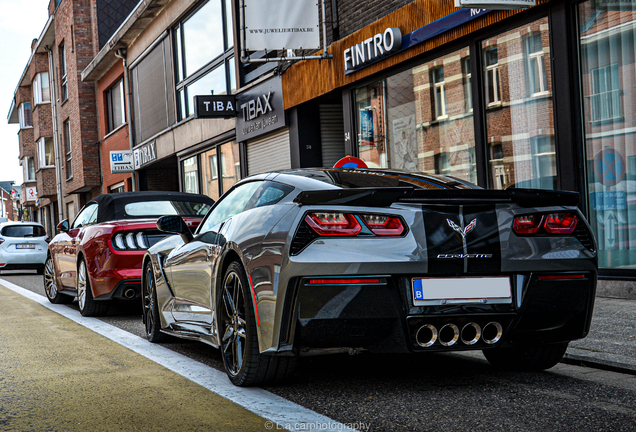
[
  {"x1": 513, "y1": 215, "x2": 543, "y2": 234},
  {"x1": 361, "y1": 214, "x2": 405, "y2": 236},
  {"x1": 544, "y1": 213, "x2": 578, "y2": 234},
  {"x1": 513, "y1": 212, "x2": 578, "y2": 235},
  {"x1": 305, "y1": 213, "x2": 362, "y2": 236},
  {"x1": 112, "y1": 231, "x2": 150, "y2": 250}
]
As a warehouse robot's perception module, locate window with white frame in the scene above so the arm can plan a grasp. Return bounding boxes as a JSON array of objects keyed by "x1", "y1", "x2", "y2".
[
  {"x1": 23, "y1": 157, "x2": 36, "y2": 181},
  {"x1": 37, "y1": 137, "x2": 54, "y2": 168},
  {"x1": 60, "y1": 43, "x2": 68, "y2": 101},
  {"x1": 590, "y1": 64, "x2": 621, "y2": 122},
  {"x1": 33, "y1": 72, "x2": 51, "y2": 105},
  {"x1": 526, "y1": 33, "x2": 548, "y2": 95},
  {"x1": 19, "y1": 103, "x2": 32, "y2": 128},
  {"x1": 64, "y1": 120, "x2": 72, "y2": 179},
  {"x1": 431, "y1": 67, "x2": 447, "y2": 120},
  {"x1": 106, "y1": 78, "x2": 125, "y2": 133},
  {"x1": 485, "y1": 48, "x2": 501, "y2": 106}
]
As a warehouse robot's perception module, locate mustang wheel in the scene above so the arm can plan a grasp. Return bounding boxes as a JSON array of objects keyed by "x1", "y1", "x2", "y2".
[
  {"x1": 218, "y1": 261, "x2": 296, "y2": 387},
  {"x1": 483, "y1": 341, "x2": 569, "y2": 371},
  {"x1": 43, "y1": 256, "x2": 73, "y2": 304},
  {"x1": 77, "y1": 259, "x2": 109, "y2": 317},
  {"x1": 143, "y1": 261, "x2": 165, "y2": 342}
]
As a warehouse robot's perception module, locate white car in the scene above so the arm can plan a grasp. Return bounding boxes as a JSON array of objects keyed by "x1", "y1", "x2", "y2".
[{"x1": 0, "y1": 222, "x2": 48, "y2": 274}]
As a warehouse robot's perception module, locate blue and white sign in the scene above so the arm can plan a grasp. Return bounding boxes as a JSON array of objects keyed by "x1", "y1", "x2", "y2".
[
  {"x1": 110, "y1": 150, "x2": 134, "y2": 173},
  {"x1": 454, "y1": 0, "x2": 535, "y2": 9},
  {"x1": 590, "y1": 191, "x2": 627, "y2": 211}
]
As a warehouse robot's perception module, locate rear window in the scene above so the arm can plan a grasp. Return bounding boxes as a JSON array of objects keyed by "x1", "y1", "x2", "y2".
[
  {"x1": 1, "y1": 225, "x2": 46, "y2": 238},
  {"x1": 124, "y1": 200, "x2": 211, "y2": 217}
]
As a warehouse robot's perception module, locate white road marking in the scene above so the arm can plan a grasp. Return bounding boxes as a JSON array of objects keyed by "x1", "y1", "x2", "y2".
[{"x1": 1, "y1": 278, "x2": 358, "y2": 432}]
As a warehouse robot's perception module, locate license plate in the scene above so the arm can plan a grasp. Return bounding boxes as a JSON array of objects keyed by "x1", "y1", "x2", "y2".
[
  {"x1": 16, "y1": 244, "x2": 35, "y2": 249},
  {"x1": 412, "y1": 277, "x2": 512, "y2": 306}
]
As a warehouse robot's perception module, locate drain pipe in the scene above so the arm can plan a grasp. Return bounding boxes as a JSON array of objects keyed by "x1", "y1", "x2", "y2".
[
  {"x1": 114, "y1": 48, "x2": 137, "y2": 191},
  {"x1": 45, "y1": 45, "x2": 65, "y2": 223}
]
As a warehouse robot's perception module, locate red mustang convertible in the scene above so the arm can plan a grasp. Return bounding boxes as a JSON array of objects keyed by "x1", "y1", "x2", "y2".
[{"x1": 45, "y1": 191, "x2": 213, "y2": 316}]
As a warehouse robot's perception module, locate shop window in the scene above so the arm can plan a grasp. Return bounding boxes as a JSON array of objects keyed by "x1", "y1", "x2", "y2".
[
  {"x1": 431, "y1": 67, "x2": 447, "y2": 120},
  {"x1": 174, "y1": 0, "x2": 235, "y2": 120},
  {"x1": 33, "y1": 72, "x2": 51, "y2": 105},
  {"x1": 485, "y1": 48, "x2": 501, "y2": 106},
  {"x1": 64, "y1": 120, "x2": 72, "y2": 180},
  {"x1": 579, "y1": 1, "x2": 636, "y2": 269},
  {"x1": 590, "y1": 64, "x2": 621, "y2": 122},
  {"x1": 19, "y1": 103, "x2": 32, "y2": 128},
  {"x1": 482, "y1": 17, "x2": 556, "y2": 191},
  {"x1": 182, "y1": 156, "x2": 199, "y2": 194},
  {"x1": 37, "y1": 137, "x2": 54, "y2": 168},
  {"x1": 354, "y1": 47, "x2": 476, "y2": 184},
  {"x1": 525, "y1": 33, "x2": 548, "y2": 96},
  {"x1": 463, "y1": 57, "x2": 472, "y2": 112},
  {"x1": 106, "y1": 78, "x2": 125, "y2": 133},
  {"x1": 201, "y1": 141, "x2": 241, "y2": 201}
]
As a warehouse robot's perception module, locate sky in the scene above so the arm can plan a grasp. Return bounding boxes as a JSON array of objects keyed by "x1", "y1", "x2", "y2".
[{"x1": 0, "y1": 0, "x2": 52, "y2": 188}]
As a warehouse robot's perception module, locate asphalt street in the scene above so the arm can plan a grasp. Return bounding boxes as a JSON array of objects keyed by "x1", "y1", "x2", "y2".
[{"x1": 1, "y1": 271, "x2": 636, "y2": 432}]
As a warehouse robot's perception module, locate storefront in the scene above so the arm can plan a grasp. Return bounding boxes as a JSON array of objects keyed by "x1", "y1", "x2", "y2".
[{"x1": 282, "y1": 0, "x2": 636, "y2": 276}]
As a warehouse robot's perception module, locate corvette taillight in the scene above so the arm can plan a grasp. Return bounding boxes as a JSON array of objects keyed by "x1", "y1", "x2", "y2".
[
  {"x1": 544, "y1": 213, "x2": 578, "y2": 234},
  {"x1": 513, "y1": 215, "x2": 543, "y2": 234},
  {"x1": 513, "y1": 212, "x2": 578, "y2": 235},
  {"x1": 361, "y1": 214, "x2": 405, "y2": 236},
  {"x1": 305, "y1": 213, "x2": 361, "y2": 236}
]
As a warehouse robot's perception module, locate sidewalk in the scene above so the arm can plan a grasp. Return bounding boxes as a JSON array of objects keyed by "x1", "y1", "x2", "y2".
[
  {"x1": 566, "y1": 296, "x2": 636, "y2": 374},
  {"x1": 0, "y1": 283, "x2": 270, "y2": 432}
]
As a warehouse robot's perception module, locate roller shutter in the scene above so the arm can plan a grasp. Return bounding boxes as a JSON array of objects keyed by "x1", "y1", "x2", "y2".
[
  {"x1": 247, "y1": 128, "x2": 291, "y2": 175},
  {"x1": 319, "y1": 104, "x2": 345, "y2": 168}
]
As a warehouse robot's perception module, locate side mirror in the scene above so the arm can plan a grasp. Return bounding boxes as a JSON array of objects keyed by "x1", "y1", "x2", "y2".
[
  {"x1": 157, "y1": 215, "x2": 193, "y2": 243},
  {"x1": 57, "y1": 219, "x2": 69, "y2": 233}
]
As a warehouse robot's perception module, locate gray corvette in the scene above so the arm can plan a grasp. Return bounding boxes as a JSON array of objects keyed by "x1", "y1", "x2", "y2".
[{"x1": 142, "y1": 168, "x2": 597, "y2": 386}]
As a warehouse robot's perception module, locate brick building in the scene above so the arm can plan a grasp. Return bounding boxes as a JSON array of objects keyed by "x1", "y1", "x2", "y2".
[{"x1": 7, "y1": 0, "x2": 138, "y2": 234}]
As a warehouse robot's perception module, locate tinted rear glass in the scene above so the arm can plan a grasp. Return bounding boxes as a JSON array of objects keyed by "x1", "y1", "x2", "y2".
[
  {"x1": 124, "y1": 200, "x2": 211, "y2": 217},
  {"x1": 2, "y1": 225, "x2": 46, "y2": 238}
]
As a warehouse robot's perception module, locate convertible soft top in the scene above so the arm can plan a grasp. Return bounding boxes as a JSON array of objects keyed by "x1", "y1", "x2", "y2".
[{"x1": 88, "y1": 191, "x2": 214, "y2": 222}]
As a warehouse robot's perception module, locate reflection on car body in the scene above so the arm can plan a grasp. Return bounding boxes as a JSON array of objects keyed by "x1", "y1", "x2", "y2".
[{"x1": 142, "y1": 168, "x2": 597, "y2": 386}]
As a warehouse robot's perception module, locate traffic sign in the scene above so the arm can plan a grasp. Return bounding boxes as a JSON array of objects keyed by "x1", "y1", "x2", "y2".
[
  {"x1": 333, "y1": 156, "x2": 368, "y2": 169},
  {"x1": 594, "y1": 148, "x2": 625, "y2": 186},
  {"x1": 110, "y1": 150, "x2": 134, "y2": 173}
]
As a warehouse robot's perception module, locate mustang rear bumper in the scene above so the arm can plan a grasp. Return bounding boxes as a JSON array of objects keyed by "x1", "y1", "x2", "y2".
[{"x1": 287, "y1": 272, "x2": 596, "y2": 354}]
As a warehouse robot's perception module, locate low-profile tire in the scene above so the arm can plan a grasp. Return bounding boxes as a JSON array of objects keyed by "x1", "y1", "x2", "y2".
[
  {"x1": 43, "y1": 256, "x2": 73, "y2": 304},
  {"x1": 143, "y1": 261, "x2": 166, "y2": 343},
  {"x1": 217, "y1": 261, "x2": 296, "y2": 387},
  {"x1": 77, "y1": 259, "x2": 109, "y2": 317},
  {"x1": 483, "y1": 341, "x2": 569, "y2": 371}
]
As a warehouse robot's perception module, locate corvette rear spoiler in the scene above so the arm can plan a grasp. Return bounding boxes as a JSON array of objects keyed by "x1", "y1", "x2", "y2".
[{"x1": 293, "y1": 187, "x2": 579, "y2": 208}]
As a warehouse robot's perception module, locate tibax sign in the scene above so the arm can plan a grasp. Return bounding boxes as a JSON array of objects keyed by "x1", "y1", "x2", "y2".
[{"x1": 235, "y1": 76, "x2": 286, "y2": 141}]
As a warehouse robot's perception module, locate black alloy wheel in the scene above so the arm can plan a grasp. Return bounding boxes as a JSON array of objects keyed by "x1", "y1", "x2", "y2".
[
  {"x1": 43, "y1": 256, "x2": 73, "y2": 304},
  {"x1": 143, "y1": 261, "x2": 165, "y2": 342},
  {"x1": 77, "y1": 259, "x2": 109, "y2": 317},
  {"x1": 217, "y1": 261, "x2": 296, "y2": 387}
]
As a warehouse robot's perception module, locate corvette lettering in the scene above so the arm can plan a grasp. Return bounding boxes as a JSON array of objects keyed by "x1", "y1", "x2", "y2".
[{"x1": 437, "y1": 254, "x2": 493, "y2": 259}]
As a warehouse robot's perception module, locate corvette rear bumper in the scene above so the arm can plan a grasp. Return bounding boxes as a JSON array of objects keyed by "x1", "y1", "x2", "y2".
[{"x1": 284, "y1": 272, "x2": 596, "y2": 354}]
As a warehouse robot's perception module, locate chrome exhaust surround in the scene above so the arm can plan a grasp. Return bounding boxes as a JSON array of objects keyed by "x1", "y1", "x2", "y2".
[
  {"x1": 123, "y1": 288, "x2": 136, "y2": 299},
  {"x1": 439, "y1": 324, "x2": 460, "y2": 347},
  {"x1": 415, "y1": 324, "x2": 438, "y2": 348},
  {"x1": 482, "y1": 322, "x2": 503, "y2": 345},
  {"x1": 460, "y1": 322, "x2": 482, "y2": 346}
]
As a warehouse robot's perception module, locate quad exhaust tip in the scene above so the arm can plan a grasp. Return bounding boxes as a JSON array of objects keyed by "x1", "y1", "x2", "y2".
[{"x1": 415, "y1": 322, "x2": 501, "y2": 347}]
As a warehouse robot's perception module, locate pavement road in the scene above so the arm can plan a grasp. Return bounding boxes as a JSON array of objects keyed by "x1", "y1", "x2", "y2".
[{"x1": 2, "y1": 271, "x2": 636, "y2": 432}]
